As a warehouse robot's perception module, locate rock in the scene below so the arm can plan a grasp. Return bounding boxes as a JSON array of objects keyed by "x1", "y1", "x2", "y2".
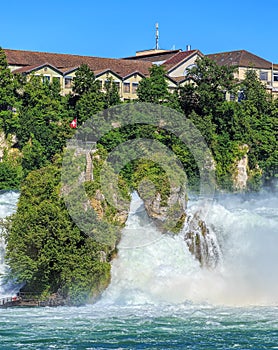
[
  {"x1": 233, "y1": 144, "x2": 249, "y2": 191},
  {"x1": 183, "y1": 212, "x2": 221, "y2": 268},
  {"x1": 138, "y1": 183, "x2": 187, "y2": 233}
]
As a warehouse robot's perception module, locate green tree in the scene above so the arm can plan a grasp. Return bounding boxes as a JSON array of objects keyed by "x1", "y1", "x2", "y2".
[
  {"x1": 179, "y1": 56, "x2": 237, "y2": 117},
  {"x1": 3, "y1": 164, "x2": 112, "y2": 305},
  {"x1": 15, "y1": 75, "x2": 72, "y2": 166},
  {"x1": 72, "y1": 64, "x2": 98, "y2": 95},
  {"x1": 137, "y1": 65, "x2": 171, "y2": 104},
  {"x1": 239, "y1": 69, "x2": 271, "y2": 113},
  {"x1": 71, "y1": 64, "x2": 107, "y2": 124},
  {"x1": 0, "y1": 47, "x2": 19, "y2": 134},
  {"x1": 103, "y1": 77, "x2": 121, "y2": 108},
  {"x1": 0, "y1": 158, "x2": 22, "y2": 190}
]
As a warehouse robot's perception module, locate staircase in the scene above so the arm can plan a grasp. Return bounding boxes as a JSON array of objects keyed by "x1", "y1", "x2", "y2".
[{"x1": 85, "y1": 151, "x2": 93, "y2": 181}]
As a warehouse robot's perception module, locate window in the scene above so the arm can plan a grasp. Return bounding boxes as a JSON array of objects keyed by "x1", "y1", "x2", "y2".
[
  {"x1": 96, "y1": 79, "x2": 102, "y2": 89},
  {"x1": 43, "y1": 75, "x2": 50, "y2": 83},
  {"x1": 65, "y1": 76, "x2": 73, "y2": 88},
  {"x1": 260, "y1": 71, "x2": 268, "y2": 81},
  {"x1": 273, "y1": 72, "x2": 278, "y2": 81},
  {"x1": 238, "y1": 91, "x2": 245, "y2": 102},
  {"x1": 123, "y1": 82, "x2": 130, "y2": 93},
  {"x1": 229, "y1": 93, "x2": 235, "y2": 101},
  {"x1": 132, "y1": 82, "x2": 138, "y2": 94},
  {"x1": 183, "y1": 64, "x2": 197, "y2": 76},
  {"x1": 114, "y1": 81, "x2": 120, "y2": 91}
]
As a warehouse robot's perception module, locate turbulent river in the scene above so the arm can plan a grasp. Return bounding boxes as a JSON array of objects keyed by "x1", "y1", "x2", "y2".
[{"x1": 0, "y1": 190, "x2": 277, "y2": 349}]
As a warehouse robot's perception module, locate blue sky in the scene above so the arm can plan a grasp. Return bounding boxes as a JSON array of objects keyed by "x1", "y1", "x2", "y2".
[{"x1": 1, "y1": 0, "x2": 278, "y2": 63}]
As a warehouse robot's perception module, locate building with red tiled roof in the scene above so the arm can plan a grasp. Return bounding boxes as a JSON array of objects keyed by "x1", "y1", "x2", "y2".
[
  {"x1": 3, "y1": 47, "x2": 278, "y2": 98},
  {"x1": 162, "y1": 50, "x2": 203, "y2": 77},
  {"x1": 4, "y1": 48, "x2": 152, "y2": 98},
  {"x1": 125, "y1": 47, "x2": 278, "y2": 96},
  {"x1": 207, "y1": 50, "x2": 278, "y2": 95},
  {"x1": 123, "y1": 47, "x2": 204, "y2": 88},
  {"x1": 207, "y1": 50, "x2": 272, "y2": 70}
]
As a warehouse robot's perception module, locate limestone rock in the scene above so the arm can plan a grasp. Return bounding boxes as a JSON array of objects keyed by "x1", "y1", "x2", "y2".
[
  {"x1": 138, "y1": 184, "x2": 187, "y2": 233},
  {"x1": 233, "y1": 144, "x2": 249, "y2": 191}
]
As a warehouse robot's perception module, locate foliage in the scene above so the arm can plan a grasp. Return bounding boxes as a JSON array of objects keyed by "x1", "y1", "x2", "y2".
[
  {"x1": 179, "y1": 56, "x2": 237, "y2": 117},
  {"x1": 0, "y1": 160, "x2": 22, "y2": 190},
  {"x1": 3, "y1": 164, "x2": 112, "y2": 304},
  {"x1": 137, "y1": 65, "x2": 181, "y2": 111},
  {"x1": 72, "y1": 65, "x2": 122, "y2": 124},
  {"x1": 103, "y1": 77, "x2": 122, "y2": 108},
  {"x1": 0, "y1": 47, "x2": 19, "y2": 134},
  {"x1": 72, "y1": 64, "x2": 97, "y2": 95}
]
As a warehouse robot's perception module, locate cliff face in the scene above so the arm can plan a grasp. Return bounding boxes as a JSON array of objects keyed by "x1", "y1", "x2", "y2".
[
  {"x1": 137, "y1": 184, "x2": 187, "y2": 234},
  {"x1": 183, "y1": 211, "x2": 221, "y2": 269},
  {"x1": 136, "y1": 183, "x2": 220, "y2": 268},
  {"x1": 233, "y1": 144, "x2": 249, "y2": 191},
  {"x1": 84, "y1": 149, "x2": 221, "y2": 269}
]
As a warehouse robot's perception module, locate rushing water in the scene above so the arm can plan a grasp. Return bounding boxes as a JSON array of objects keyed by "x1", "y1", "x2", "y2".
[
  {"x1": 0, "y1": 191, "x2": 20, "y2": 298},
  {"x1": 0, "y1": 190, "x2": 278, "y2": 349}
]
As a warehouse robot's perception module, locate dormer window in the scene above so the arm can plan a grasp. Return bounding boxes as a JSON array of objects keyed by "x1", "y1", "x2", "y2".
[
  {"x1": 123, "y1": 82, "x2": 130, "y2": 93},
  {"x1": 65, "y1": 76, "x2": 73, "y2": 88},
  {"x1": 42, "y1": 75, "x2": 50, "y2": 83},
  {"x1": 113, "y1": 81, "x2": 120, "y2": 91},
  {"x1": 260, "y1": 71, "x2": 268, "y2": 81},
  {"x1": 183, "y1": 64, "x2": 197, "y2": 76},
  {"x1": 132, "y1": 82, "x2": 138, "y2": 94}
]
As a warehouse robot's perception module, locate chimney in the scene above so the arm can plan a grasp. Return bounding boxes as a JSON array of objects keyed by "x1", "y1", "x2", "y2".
[{"x1": 186, "y1": 44, "x2": 191, "y2": 51}]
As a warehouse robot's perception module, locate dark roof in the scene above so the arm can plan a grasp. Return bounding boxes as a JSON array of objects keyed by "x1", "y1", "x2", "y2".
[
  {"x1": 12, "y1": 63, "x2": 63, "y2": 75},
  {"x1": 4, "y1": 48, "x2": 152, "y2": 78},
  {"x1": 94, "y1": 68, "x2": 123, "y2": 80},
  {"x1": 162, "y1": 50, "x2": 202, "y2": 71},
  {"x1": 123, "y1": 50, "x2": 181, "y2": 63},
  {"x1": 168, "y1": 76, "x2": 187, "y2": 84},
  {"x1": 164, "y1": 75, "x2": 178, "y2": 85},
  {"x1": 206, "y1": 50, "x2": 273, "y2": 69}
]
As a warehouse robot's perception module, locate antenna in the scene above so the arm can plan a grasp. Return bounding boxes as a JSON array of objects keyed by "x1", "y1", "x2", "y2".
[{"x1": 155, "y1": 23, "x2": 159, "y2": 50}]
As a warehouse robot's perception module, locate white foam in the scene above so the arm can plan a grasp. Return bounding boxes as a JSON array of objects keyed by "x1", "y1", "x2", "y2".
[{"x1": 101, "y1": 191, "x2": 278, "y2": 307}]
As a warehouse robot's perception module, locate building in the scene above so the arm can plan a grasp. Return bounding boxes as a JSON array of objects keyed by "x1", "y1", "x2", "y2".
[
  {"x1": 123, "y1": 47, "x2": 203, "y2": 89},
  {"x1": 4, "y1": 48, "x2": 152, "y2": 99},
  {"x1": 125, "y1": 47, "x2": 278, "y2": 97},
  {"x1": 207, "y1": 50, "x2": 278, "y2": 96},
  {"x1": 3, "y1": 47, "x2": 278, "y2": 99}
]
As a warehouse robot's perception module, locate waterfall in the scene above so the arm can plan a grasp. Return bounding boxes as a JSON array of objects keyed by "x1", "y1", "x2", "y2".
[
  {"x1": 0, "y1": 191, "x2": 20, "y2": 297},
  {"x1": 182, "y1": 207, "x2": 222, "y2": 269},
  {"x1": 100, "y1": 191, "x2": 278, "y2": 307}
]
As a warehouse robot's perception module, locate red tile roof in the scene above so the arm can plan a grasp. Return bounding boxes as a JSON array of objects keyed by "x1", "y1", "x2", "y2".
[
  {"x1": 206, "y1": 50, "x2": 273, "y2": 69},
  {"x1": 4, "y1": 48, "x2": 152, "y2": 78},
  {"x1": 163, "y1": 50, "x2": 203, "y2": 72}
]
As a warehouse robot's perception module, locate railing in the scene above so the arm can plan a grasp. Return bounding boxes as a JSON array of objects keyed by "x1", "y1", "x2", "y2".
[
  {"x1": 17, "y1": 292, "x2": 40, "y2": 301},
  {"x1": 0, "y1": 292, "x2": 65, "y2": 307},
  {"x1": 0, "y1": 292, "x2": 43, "y2": 307},
  {"x1": 0, "y1": 295, "x2": 20, "y2": 306}
]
